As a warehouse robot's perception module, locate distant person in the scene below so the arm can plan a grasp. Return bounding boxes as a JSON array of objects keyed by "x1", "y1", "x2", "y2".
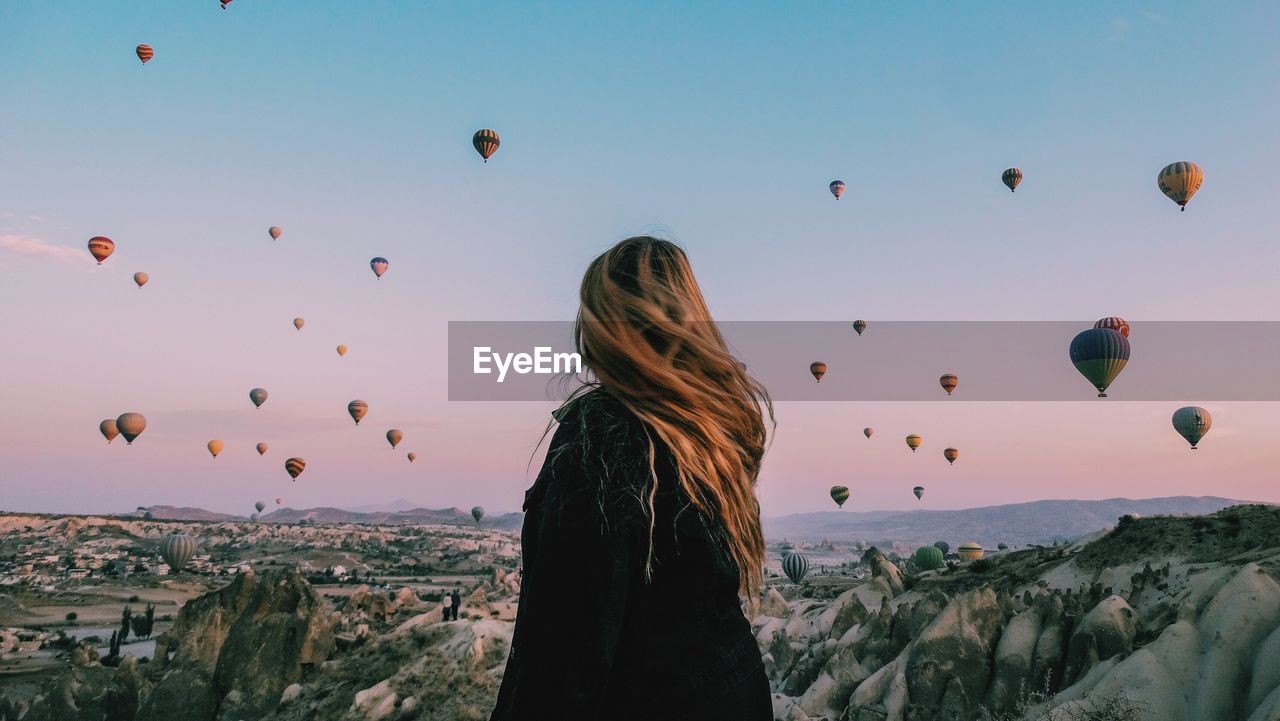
[
  {"x1": 450, "y1": 587, "x2": 461, "y2": 620},
  {"x1": 442, "y1": 592, "x2": 453, "y2": 621},
  {"x1": 490, "y1": 237, "x2": 773, "y2": 721}
]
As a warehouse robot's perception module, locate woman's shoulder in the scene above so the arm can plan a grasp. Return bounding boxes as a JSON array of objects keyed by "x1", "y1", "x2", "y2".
[
  {"x1": 540, "y1": 389, "x2": 653, "y2": 496},
  {"x1": 551, "y1": 388, "x2": 646, "y2": 444}
]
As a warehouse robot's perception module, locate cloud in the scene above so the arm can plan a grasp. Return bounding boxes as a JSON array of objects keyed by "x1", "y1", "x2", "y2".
[{"x1": 0, "y1": 234, "x2": 91, "y2": 264}]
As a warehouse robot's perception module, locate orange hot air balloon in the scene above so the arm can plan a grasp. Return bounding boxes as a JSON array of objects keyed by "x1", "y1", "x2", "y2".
[
  {"x1": 386, "y1": 429, "x2": 403, "y2": 449},
  {"x1": 939, "y1": 373, "x2": 958, "y2": 396},
  {"x1": 810, "y1": 362, "x2": 827, "y2": 382},
  {"x1": 285, "y1": 457, "x2": 305, "y2": 480},
  {"x1": 336, "y1": 345, "x2": 348, "y2": 357},
  {"x1": 136, "y1": 45, "x2": 154, "y2": 64},
  {"x1": 407, "y1": 452, "x2": 417, "y2": 463},
  {"x1": 88, "y1": 236, "x2": 115, "y2": 264},
  {"x1": 132, "y1": 272, "x2": 149, "y2": 288},
  {"x1": 473, "y1": 129, "x2": 500, "y2": 162},
  {"x1": 905, "y1": 434, "x2": 922, "y2": 452},
  {"x1": 293, "y1": 317, "x2": 304, "y2": 331},
  {"x1": 348, "y1": 400, "x2": 368, "y2": 425},
  {"x1": 256, "y1": 442, "x2": 268, "y2": 456},
  {"x1": 207, "y1": 439, "x2": 224, "y2": 458}
]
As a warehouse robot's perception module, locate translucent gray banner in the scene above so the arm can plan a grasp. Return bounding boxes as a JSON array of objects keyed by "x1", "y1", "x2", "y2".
[{"x1": 448, "y1": 321, "x2": 1280, "y2": 401}]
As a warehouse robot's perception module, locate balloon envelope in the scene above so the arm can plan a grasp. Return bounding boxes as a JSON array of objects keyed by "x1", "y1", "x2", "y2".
[
  {"x1": 863, "y1": 427, "x2": 874, "y2": 439},
  {"x1": 115, "y1": 412, "x2": 146, "y2": 444},
  {"x1": 1158, "y1": 161, "x2": 1204, "y2": 210},
  {"x1": 370, "y1": 257, "x2": 389, "y2": 278},
  {"x1": 830, "y1": 485, "x2": 850, "y2": 508},
  {"x1": 100, "y1": 419, "x2": 119, "y2": 444},
  {"x1": 159, "y1": 533, "x2": 196, "y2": 571},
  {"x1": 1069, "y1": 328, "x2": 1130, "y2": 397},
  {"x1": 1002, "y1": 167, "x2": 1022, "y2": 192},
  {"x1": 207, "y1": 439, "x2": 224, "y2": 458},
  {"x1": 249, "y1": 388, "x2": 268, "y2": 408},
  {"x1": 939, "y1": 373, "x2": 958, "y2": 395},
  {"x1": 256, "y1": 442, "x2": 268, "y2": 456},
  {"x1": 348, "y1": 400, "x2": 368, "y2": 425},
  {"x1": 852, "y1": 320, "x2": 867, "y2": 336},
  {"x1": 473, "y1": 129, "x2": 500, "y2": 161},
  {"x1": 336, "y1": 345, "x2": 348, "y2": 357},
  {"x1": 88, "y1": 236, "x2": 115, "y2": 264},
  {"x1": 135, "y1": 44, "x2": 154, "y2": 63},
  {"x1": 1172, "y1": 406, "x2": 1212, "y2": 449},
  {"x1": 268, "y1": 226, "x2": 282, "y2": 240},
  {"x1": 133, "y1": 272, "x2": 149, "y2": 288},
  {"x1": 407, "y1": 452, "x2": 417, "y2": 463},
  {"x1": 913, "y1": 486, "x2": 924, "y2": 500},
  {"x1": 386, "y1": 429, "x2": 403, "y2": 449},
  {"x1": 471, "y1": 506, "x2": 485, "y2": 523},
  {"x1": 810, "y1": 361, "x2": 827, "y2": 382},
  {"x1": 255, "y1": 501, "x2": 265, "y2": 512},
  {"x1": 829, "y1": 180, "x2": 846, "y2": 199},
  {"x1": 782, "y1": 552, "x2": 809, "y2": 584},
  {"x1": 914, "y1": 546, "x2": 945, "y2": 571},
  {"x1": 293, "y1": 317, "x2": 304, "y2": 331},
  {"x1": 944, "y1": 447, "x2": 959, "y2": 465},
  {"x1": 906, "y1": 434, "x2": 922, "y2": 452},
  {"x1": 285, "y1": 457, "x2": 306, "y2": 480},
  {"x1": 1094, "y1": 316, "x2": 1130, "y2": 338}
]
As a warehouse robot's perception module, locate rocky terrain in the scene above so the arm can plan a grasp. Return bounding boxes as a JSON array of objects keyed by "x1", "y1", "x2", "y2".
[{"x1": 5, "y1": 504, "x2": 1280, "y2": 720}]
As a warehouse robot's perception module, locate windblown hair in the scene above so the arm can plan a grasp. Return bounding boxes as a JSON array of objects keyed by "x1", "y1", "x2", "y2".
[{"x1": 568, "y1": 236, "x2": 772, "y2": 600}]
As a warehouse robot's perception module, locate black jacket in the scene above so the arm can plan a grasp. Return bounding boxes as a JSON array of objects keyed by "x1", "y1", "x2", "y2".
[{"x1": 490, "y1": 390, "x2": 771, "y2": 721}]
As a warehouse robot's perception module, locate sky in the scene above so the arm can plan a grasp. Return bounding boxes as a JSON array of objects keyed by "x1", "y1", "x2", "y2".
[{"x1": 2, "y1": 2, "x2": 1279, "y2": 517}]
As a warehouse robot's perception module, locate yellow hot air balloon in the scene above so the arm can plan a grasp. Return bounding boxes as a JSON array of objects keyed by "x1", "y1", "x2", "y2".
[
  {"x1": 957, "y1": 542, "x2": 984, "y2": 560},
  {"x1": 1157, "y1": 162, "x2": 1203, "y2": 211},
  {"x1": 906, "y1": 434, "x2": 922, "y2": 452},
  {"x1": 386, "y1": 429, "x2": 403, "y2": 449},
  {"x1": 116, "y1": 412, "x2": 146, "y2": 445},
  {"x1": 293, "y1": 317, "x2": 304, "y2": 331},
  {"x1": 336, "y1": 344, "x2": 348, "y2": 357},
  {"x1": 939, "y1": 374, "x2": 958, "y2": 396},
  {"x1": 133, "y1": 272, "x2": 149, "y2": 288},
  {"x1": 256, "y1": 442, "x2": 268, "y2": 456},
  {"x1": 207, "y1": 439, "x2": 224, "y2": 458},
  {"x1": 348, "y1": 400, "x2": 368, "y2": 425}
]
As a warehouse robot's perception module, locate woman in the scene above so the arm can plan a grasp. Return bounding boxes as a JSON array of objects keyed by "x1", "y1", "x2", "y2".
[{"x1": 490, "y1": 237, "x2": 774, "y2": 720}]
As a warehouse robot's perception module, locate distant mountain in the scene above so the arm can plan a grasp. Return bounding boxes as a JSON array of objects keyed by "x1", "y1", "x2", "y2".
[
  {"x1": 128, "y1": 504, "x2": 523, "y2": 530},
  {"x1": 763, "y1": 496, "x2": 1254, "y2": 548},
  {"x1": 344, "y1": 498, "x2": 425, "y2": 513}
]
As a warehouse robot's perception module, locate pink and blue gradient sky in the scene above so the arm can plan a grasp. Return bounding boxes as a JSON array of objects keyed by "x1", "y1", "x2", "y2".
[{"x1": 2, "y1": 2, "x2": 1279, "y2": 516}]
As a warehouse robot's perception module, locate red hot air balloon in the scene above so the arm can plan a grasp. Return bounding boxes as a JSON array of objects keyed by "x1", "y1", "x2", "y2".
[
  {"x1": 810, "y1": 362, "x2": 827, "y2": 382},
  {"x1": 88, "y1": 236, "x2": 115, "y2": 264},
  {"x1": 136, "y1": 45, "x2": 154, "y2": 64},
  {"x1": 473, "y1": 129, "x2": 500, "y2": 162},
  {"x1": 1094, "y1": 316, "x2": 1130, "y2": 338}
]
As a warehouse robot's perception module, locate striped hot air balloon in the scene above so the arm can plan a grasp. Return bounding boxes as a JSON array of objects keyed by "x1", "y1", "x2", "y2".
[
  {"x1": 135, "y1": 44, "x2": 154, "y2": 64},
  {"x1": 1094, "y1": 316, "x2": 1130, "y2": 338},
  {"x1": 348, "y1": 400, "x2": 368, "y2": 425},
  {"x1": 852, "y1": 320, "x2": 867, "y2": 336},
  {"x1": 1172, "y1": 406, "x2": 1212, "y2": 449},
  {"x1": 285, "y1": 457, "x2": 306, "y2": 480},
  {"x1": 133, "y1": 272, "x2": 149, "y2": 288},
  {"x1": 116, "y1": 412, "x2": 146, "y2": 444},
  {"x1": 906, "y1": 434, "x2": 922, "y2": 452},
  {"x1": 256, "y1": 442, "x2": 268, "y2": 456},
  {"x1": 370, "y1": 257, "x2": 389, "y2": 279},
  {"x1": 1069, "y1": 328, "x2": 1130, "y2": 397},
  {"x1": 830, "y1": 485, "x2": 850, "y2": 509},
  {"x1": 159, "y1": 533, "x2": 196, "y2": 572},
  {"x1": 939, "y1": 373, "x2": 958, "y2": 396},
  {"x1": 810, "y1": 361, "x2": 827, "y2": 382},
  {"x1": 957, "y1": 542, "x2": 984, "y2": 560},
  {"x1": 1158, "y1": 161, "x2": 1203, "y2": 211},
  {"x1": 473, "y1": 129, "x2": 500, "y2": 162},
  {"x1": 268, "y1": 226, "x2": 282, "y2": 240},
  {"x1": 100, "y1": 419, "x2": 119, "y2": 444},
  {"x1": 914, "y1": 545, "x2": 945, "y2": 571},
  {"x1": 829, "y1": 180, "x2": 846, "y2": 199},
  {"x1": 88, "y1": 236, "x2": 115, "y2": 264},
  {"x1": 944, "y1": 447, "x2": 959, "y2": 465},
  {"x1": 255, "y1": 501, "x2": 266, "y2": 513},
  {"x1": 1002, "y1": 167, "x2": 1022, "y2": 192},
  {"x1": 781, "y1": 551, "x2": 809, "y2": 584}
]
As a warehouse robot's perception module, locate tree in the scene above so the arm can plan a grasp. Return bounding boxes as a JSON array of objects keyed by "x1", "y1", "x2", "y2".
[
  {"x1": 65, "y1": 611, "x2": 78, "y2": 622},
  {"x1": 119, "y1": 606, "x2": 132, "y2": 644},
  {"x1": 131, "y1": 604, "x2": 155, "y2": 639}
]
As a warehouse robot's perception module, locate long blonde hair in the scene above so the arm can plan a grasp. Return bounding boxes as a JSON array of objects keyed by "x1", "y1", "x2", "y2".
[{"x1": 571, "y1": 236, "x2": 772, "y2": 599}]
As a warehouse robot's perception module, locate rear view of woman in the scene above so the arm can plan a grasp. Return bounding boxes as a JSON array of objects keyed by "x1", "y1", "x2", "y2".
[{"x1": 490, "y1": 237, "x2": 774, "y2": 720}]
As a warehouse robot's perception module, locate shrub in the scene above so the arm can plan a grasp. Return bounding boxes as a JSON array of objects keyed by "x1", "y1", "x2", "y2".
[{"x1": 64, "y1": 611, "x2": 78, "y2": 622}]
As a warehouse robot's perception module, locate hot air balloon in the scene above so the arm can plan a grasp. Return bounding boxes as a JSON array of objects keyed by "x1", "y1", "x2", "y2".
[
  {"x1": 250, "y1": 512, "x2": 260, "y2": 522},
  {"x1": 370, "y1": 257, "x2": 389, "y2": 279},
  {"x1": 255, "y1": 501, "x2": 265, "y2": 513},
  {"x1": 913, "y1": 485, "x2": 924, "y2": 500},
  {"x1": 1172, "y1": 406, "x2": 1212, "y2": 449},
  {"x1": 830, "y1": 486, "x2": 850, "y2": 509},
  {"x1": 386, "y1": 429, "x2": 403, "y2": 449},
  {"x1": 914, "y1": 546, "x2": 945, "y2": 571},
  {"x1": 207, "y1": 439, "x2": 224, "y2": 458},
  {"x1": 275, "y1": 497, "x2": 282, "y2": 505},
  {"x1": 88, "y1": 236, "x2": 115, "y2": 264},
  {"x1": 933, "y1": 541, "x2": 950, "y2": 555},
  {"x1": 407, "y1": 452, "x2": 417, "y2": 463},
  {"x1": 135, "y1": 44, "x2": 154, "y2": 64},
  {"x1": 336, "y1": 345, "x2": 348, "y2": 357},
  {"x1": 1158, "y1": 161, "x2": 1203, "y2": 211},
  {"x1": 348, "y1": 400, "x2": 368, "y2": 425},
  {"x1": 810, "y1": 361, "x2": 827, "y2": 382},
  {"x1": 906, "y1": 434, "x2": 921, "y2": 452},
  {"x1": 957, "y1": 542, "x2": 984, "y2": 560},
  {"x1": 268, "y1": 226, "x2": 282, "y2": 240},
  {"x1": 159, "y1": 533, "x2": 196, "y2": 572},
  {"x1": 944, "y1": 447, "x2": 959, "y2": 465},
  {"x1": 1002, "y1": 168, "x2": 1022, "y2": 192},
  {"x1": 829, "y1": 180, "x2": 846, "y2": 199},
  {"x1": 781, "y1": 552, "x2": 809, "y2": 584},
  {"x1": 220, "y1": 0, "x2": 232, "y2": 8},
  {"x1": 133, "y1": 272, "x2": 149, "y2": 288},
  {"x1": 1094, "y1": 316, "x2": 1130, "y2": 338},
  {"x1": 249, "y1": 388, "x2": 268, "y2": 408},
  {"x1": 1069, "y1": 328, "x2": 1130, "y2": 397},
  {"x1": 471, "y1": 506, "x2": 485, "y2": 524},
  {"x1": 116, "y1": 412, "x2": 146, "y2": 445},
  {"x1": 939, "y1": 373, "x2": 958, "y2": 396},
  {"x1": 100, "y1": 419, "x2": 119, "y2": 444},
  {"x1": 285, "y1": 457, "x2": 305, "y2": 480},
  {"x1": 473, "y1": 129, "x2": 500, "y2": 162},
  {"x1": 852, "y1": 320, "x2": 867, "y2": 336},
  {"x1": 256, "y1": 442, "x2": 268, "y2": 456},
  {"x1": 293, "y1": 317, "x2": 304, "y2": 331},
  {"x1": 863, "y1": 427, "x2": 874, "y2": 439},
  {"x1": 997, "y1": 543, "x2": 1009, "y2": 551}
]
